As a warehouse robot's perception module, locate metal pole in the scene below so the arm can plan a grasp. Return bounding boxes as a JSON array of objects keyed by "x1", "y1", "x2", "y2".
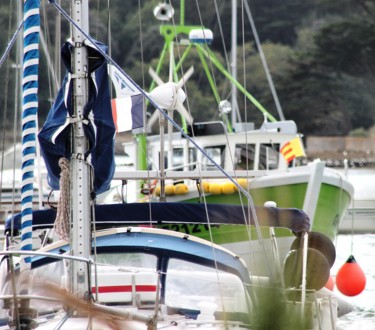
[{"x1": 70, "y1": 0, "x2": 91, "y2": 297}]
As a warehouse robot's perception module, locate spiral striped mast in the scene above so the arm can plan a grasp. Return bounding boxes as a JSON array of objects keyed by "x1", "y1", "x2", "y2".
[{"x1": 20, "y1": 0, "x2": 40, "y2": 269}]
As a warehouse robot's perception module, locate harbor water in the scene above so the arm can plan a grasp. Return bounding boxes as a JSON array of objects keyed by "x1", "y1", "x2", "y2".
[
  {"x1": 334, "y1": 167, "x2": 375, "y2": 329},
  {"x1": 334, "y1": 234, "x2": 375, "y2": 329}
]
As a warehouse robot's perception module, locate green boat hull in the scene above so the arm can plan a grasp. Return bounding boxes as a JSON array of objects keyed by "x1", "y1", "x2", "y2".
[{"x1": 159, "y1": 182, "x2": 351, "y2": 245}]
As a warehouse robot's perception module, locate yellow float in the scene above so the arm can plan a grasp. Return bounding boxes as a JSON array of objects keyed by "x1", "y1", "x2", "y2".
[
  {"x1": 236, "y1": 178, "x2": 249, "y2": 190},
  {"x1": 208, "y1": 182, "x2": 222, "y2": 195},
  {"x1": 174, "y1": 183, "x2": 189, "y2": 195},
  {"x1": 221, "y1": 181, "x2": 236, "y2": 195},
  {"x1": 154, "y1": 184, "x2": 175, "y2": 196}
]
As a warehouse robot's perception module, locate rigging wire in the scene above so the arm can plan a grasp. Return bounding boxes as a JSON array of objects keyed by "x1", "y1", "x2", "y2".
[
  {"x1": 10, "y1": 1, "x2": 24, "y2": 240},
  {"x1": 194, "y1": 2, "x2": 253, "y2": 211},
  {"x1": 137, "y1": 0, "x2": 155, "y2": 226},
  {"x1": 243, "y1": 0, "x2": 285, "y2": 121},
  {"x1": 51, "y1": 0, "x2": 273, "y2": 278},
  {"x1": 0, "y1": 0, "x2": 18, "y2": 205},
  {"x1": 41, "y1": 2, "x2": 59, "y2": 98},
  {"x1": 106, "y1": 0, "x2": 112, "y2": 97},
  {"x1": 54, "y1": 0, "x2": 61, "y2": 86},
  {"x1": 239, "y1": 0, "x2": 255, "y2": 265},
  {"x1": 95, "y1": 0, "x2": 100, "y2": 39},
  {"x1": 187, "y1": 0, "x2": 274, "y2": 278},
  {"x1": 175, "y1": 1, "x2": 228, "y2": 297}
]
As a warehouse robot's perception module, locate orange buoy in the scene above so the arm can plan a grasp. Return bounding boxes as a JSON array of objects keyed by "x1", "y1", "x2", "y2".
[
  {"x1": 325, "y1": 275, "x2": 335, "y2": 291},
  {"x1": 336, "y1": 255, "x2": 366, "y2": 296}
]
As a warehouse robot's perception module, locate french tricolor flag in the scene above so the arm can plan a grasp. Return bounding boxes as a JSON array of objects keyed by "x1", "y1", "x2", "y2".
[{"x1": 111, "y1": 94, "x2": 144, "y2": 132}]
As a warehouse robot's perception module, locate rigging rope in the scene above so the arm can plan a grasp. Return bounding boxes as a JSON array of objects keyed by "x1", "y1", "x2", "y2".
[
  {"x1": 20, "y1": 0, "x2": 40, "y2": 269},
  {"x1": 244, "y1": 0, "x2": 285, "y2": 121},
  {"x1": 54, "y1": 157, "x2": 71, "y2": 241},
  {"x1": 50, "y1": 0, "x2": 272, "y2": 277},
  {"x1": 0, "y1": 20, "x2": 23, "y2": 69},
  {"x1": 0, "y1": 0, "x2": 18, "y2": 206}
]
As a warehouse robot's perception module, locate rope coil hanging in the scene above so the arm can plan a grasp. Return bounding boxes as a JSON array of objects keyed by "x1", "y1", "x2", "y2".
[{"x1": 54, "y1": 157, "x2": 70, "y2": 241}]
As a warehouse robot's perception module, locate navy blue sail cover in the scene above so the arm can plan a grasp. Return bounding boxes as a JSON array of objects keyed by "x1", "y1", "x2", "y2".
[
  {"x1": 5, "y1": 203, "x2": 310, "y2": 233},
  {"x1": 38, "y1": 40, "x2": 115, "y2": 194}
]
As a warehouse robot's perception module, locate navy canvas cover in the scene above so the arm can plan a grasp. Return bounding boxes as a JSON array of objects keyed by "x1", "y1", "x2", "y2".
[
  {"x1": 38, "y1": 40, "x2": 115, "y2": 194},
  {"x1": 6, "y1": 203, "x2": 310, "y2": 234}
]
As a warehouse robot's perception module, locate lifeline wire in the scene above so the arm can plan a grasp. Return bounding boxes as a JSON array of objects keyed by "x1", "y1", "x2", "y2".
[
  {"x1": 49, "y1": 0, "x2": 269, "y2": 263},
  {"x1": 0, "y1": 20, "x2": 23, "y2": 69}
]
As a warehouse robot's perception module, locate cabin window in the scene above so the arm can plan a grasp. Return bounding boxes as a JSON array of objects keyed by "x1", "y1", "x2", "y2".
[
  {"x1": 160, "y1": 148, "x2": 197, "y2": 171},
  {"x1": 235, "y1": 143, "x2": 279, "y2": 170},
  {"x1": 203, "y1": 146, "x2": 225, "y2": 170},
  {"x1": 259, "y1": 143, "x2": 279, "y2": 170},
  {"x1": 165, "y1": 258, "x2": 248, "y2": 314},
  {"x1": 95, "y1": 253, "x2": 157, "y2": 271},
  {"x1": 234, "y1": 144, "x2": 256, "y2": 170},
  {"x1": 188, "y1": 148, "x2": 197, "y2": 170},
  {"x1": 172, "y1": 148, "x2": 184, "y2": 170}
]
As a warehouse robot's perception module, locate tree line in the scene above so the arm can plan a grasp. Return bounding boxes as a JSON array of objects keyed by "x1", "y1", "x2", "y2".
[{"x1": 1, "y1": 0, "x2": 374, "y2": 144}]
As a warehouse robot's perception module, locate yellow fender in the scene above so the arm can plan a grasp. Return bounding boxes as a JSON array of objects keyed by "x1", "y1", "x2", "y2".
[
  {"x1": 235, "y1": 178, "x2": 249, "y2": 191},
  {"x1": 209, "y1": 182, "x2": 222, "y2": 195},
  {"x1": 221, "y1": 181, "x2": 236, "y2": 195},
  {"x1": 174, "y1": 183, "x2": 189, "y2": 195}
]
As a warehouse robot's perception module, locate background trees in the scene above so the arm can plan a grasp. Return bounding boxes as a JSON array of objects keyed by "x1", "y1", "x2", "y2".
[{"x1": 1, "y1": 0, "x2": 375, "y2": 146}]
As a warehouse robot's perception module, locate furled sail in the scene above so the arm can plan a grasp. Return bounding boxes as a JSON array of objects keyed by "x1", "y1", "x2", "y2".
[{"x1": 38, "y1": 40, "x2": 115, "y2": 194}]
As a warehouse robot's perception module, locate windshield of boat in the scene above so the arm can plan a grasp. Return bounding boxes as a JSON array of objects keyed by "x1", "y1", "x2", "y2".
[
  {"x1": 202, "y1": 145, "x2": 225, "y2": 170},
  {"x1": 4, "y1": 251, "x2": 249, "y2": 320},
  {"x1": 166, "y1": 147, "x2": 197, "y2": 171},
  {"x1": 235, "y1": 143, "x2": 280, "y2": 170},
  {"x1": 165, "y1": 258, "x2": 249, "y2": 314}
]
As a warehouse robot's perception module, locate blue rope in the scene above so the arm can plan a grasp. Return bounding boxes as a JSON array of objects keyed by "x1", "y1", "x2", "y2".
[{"x1": 20, "y1": 0, "x2": 40, "y2": 268}]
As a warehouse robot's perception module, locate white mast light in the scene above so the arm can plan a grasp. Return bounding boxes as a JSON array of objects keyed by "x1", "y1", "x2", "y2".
[
  {"x1": 153, "y1": 3, "x2": 174, "y2": 21},
  {"x1": 219, "y1": 100, "x2": 232, "y2": 114}
]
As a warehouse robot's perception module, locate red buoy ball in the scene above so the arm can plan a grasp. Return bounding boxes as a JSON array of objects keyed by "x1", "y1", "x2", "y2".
[
  {"x1": 336, "y1": 255, "x2": 366, "y2": 297},
  {"x1": 324, "y1": 275, "x2": 335, "y2": 291}
]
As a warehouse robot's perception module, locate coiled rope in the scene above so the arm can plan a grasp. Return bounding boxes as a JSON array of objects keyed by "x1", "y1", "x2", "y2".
[{"x1": 54, "y1": 157, "x2": 70, "y2": 241}]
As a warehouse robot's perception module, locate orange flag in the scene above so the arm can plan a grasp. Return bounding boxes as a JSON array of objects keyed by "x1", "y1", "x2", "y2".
[{"x1": 280, "y1": 137, "x2": 305, "y2": 163}]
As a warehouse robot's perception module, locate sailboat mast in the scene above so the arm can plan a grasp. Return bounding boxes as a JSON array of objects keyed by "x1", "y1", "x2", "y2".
[{"x1": 69, "y1": 0, "x2": 91, "y2": 296}]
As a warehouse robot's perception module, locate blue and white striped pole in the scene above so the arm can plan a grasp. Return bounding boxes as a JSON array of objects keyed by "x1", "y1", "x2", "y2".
[{"x1": 20, "y1": 0, "x2": 40, "y2": 269}]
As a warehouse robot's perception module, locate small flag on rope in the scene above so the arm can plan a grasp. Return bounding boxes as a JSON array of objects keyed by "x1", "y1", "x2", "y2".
[
  {"x1": 280, "y1": 137, "x2": 305, "y2": 163},
  {"x1": 111, "y1": 94, "x2": 144, "y2": 132}
]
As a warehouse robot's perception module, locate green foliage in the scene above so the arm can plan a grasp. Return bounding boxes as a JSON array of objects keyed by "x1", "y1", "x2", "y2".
[
  {"x1": 1, "y1": 0, "x2": 375, "y2": 143},
  {"x1": 349, "y1": 127, "x2": 369, "y2": 137},
  {"x1": 313, "y1": 19, "x2": 375, "y2": 76}
]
